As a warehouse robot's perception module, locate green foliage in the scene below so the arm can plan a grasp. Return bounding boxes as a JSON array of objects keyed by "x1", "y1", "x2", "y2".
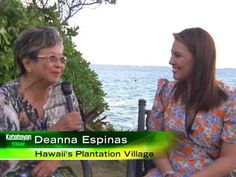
[
  {"x1": 88, "y1": 116, "x2": 115, "y2": 131},
  {"x1": 0, "y1": 0, "x2": 22, "y2": 85},
  {"x1": 0, "y1": 0, "x2": 110, "y2": 130},
  {"x1": 0, "y1": 0, "x2": 48, "y2": 86},
  {"x1": 62, "y1": 53, "x2": 108, "y2": 125}
]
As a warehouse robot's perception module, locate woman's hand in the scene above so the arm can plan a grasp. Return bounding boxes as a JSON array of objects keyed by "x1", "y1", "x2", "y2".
[
  {"x1": 32, "y1": 160, "x2": 60, "y2": 177},
  {"x1": 49, "y1": 112, "x2": 83, "y2": 131}
]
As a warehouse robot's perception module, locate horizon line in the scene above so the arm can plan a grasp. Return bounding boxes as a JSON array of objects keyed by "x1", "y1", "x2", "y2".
[{"x1": 90, "y1": 63, "x2": 236, "y2": 69}]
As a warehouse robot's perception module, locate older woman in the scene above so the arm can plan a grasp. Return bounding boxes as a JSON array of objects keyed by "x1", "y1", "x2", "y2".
[
  {"x1": 146, "y1": 27, "x2": 236, "y2": 177},
  {"x1": 0, "y1": 27, "x2": 83, "y2": 177}
]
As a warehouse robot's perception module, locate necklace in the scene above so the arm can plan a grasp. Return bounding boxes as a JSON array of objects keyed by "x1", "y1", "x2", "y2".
[{"x1": 185, "y1": 109, "x2": 198, "y2": 135}]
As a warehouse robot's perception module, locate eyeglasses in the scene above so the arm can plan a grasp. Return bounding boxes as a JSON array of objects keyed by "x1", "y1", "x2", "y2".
[{"x1": 37, "y1": 54, "x2": 67, "y2": 64}]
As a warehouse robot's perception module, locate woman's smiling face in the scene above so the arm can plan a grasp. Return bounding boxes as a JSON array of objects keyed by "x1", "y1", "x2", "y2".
[{"x1": 169, "y1": 39, "x2": 194, "y2": 82}]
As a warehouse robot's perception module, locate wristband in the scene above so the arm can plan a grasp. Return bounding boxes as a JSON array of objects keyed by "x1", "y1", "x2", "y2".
[{"x1": 162, "y1": 170, "x2": 175, "y2": 177}]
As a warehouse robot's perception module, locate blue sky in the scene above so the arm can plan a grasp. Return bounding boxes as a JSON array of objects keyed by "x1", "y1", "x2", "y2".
[{"x1": 70, "y1": 0, "x2": 236, "y2": 68}]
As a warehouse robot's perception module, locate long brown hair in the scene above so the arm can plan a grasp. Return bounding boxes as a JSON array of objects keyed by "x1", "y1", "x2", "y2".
[{"x1": 173, "y1": 27, "x2": 227, "y2": 112}]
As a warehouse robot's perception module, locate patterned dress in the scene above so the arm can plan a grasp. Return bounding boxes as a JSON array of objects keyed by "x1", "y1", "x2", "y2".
[
  {"x1": 148, "y1": 79, "x2": 236, "y2": 177},
  {"x1": 0, "y1": 78, "x2": 83, "y2": 176}
]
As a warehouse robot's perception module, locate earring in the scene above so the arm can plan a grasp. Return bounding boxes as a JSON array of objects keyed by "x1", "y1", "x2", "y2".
[{"x1": 27, "y1": 68, "x2": 32, "y2": 73}]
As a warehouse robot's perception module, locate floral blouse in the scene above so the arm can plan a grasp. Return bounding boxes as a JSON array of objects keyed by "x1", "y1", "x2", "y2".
[
  {"x1": 148, "y1": 79, "x2": 236, "y2": 177},
  {"x1": 0, "y1": 78, "x2": 82, "y2": 176}
]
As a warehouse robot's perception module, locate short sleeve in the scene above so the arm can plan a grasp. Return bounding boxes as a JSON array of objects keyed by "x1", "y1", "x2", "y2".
[
  {"x1": 148, "y1": 79, "x2": 169, "y2": 131},
  {"x1": 221, "y1": 94, "x2": 236, "y2": 144},
  {"x1": 71, "y1": 90, "x2": 80, "y2": 113},
  {"x1": 0, "y1": 91, "x2": 20, "y2": 176},
  {"x1": 71, "y1": 90, "x2": 84, "y2": 131},
  {"x1": 0, "y1": 92, "x2": 20, "y2": 131}
]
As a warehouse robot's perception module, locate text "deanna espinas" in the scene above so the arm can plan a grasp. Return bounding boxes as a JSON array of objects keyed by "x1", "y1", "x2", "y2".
[{"x1": 34, "y1": 135, "x2": 128, "y2": 145}]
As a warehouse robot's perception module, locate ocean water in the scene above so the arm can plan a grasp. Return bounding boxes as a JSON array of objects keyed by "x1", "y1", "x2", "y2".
[{"x1": 91, "y1": 64, "x2": 236, "y2": 130}]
